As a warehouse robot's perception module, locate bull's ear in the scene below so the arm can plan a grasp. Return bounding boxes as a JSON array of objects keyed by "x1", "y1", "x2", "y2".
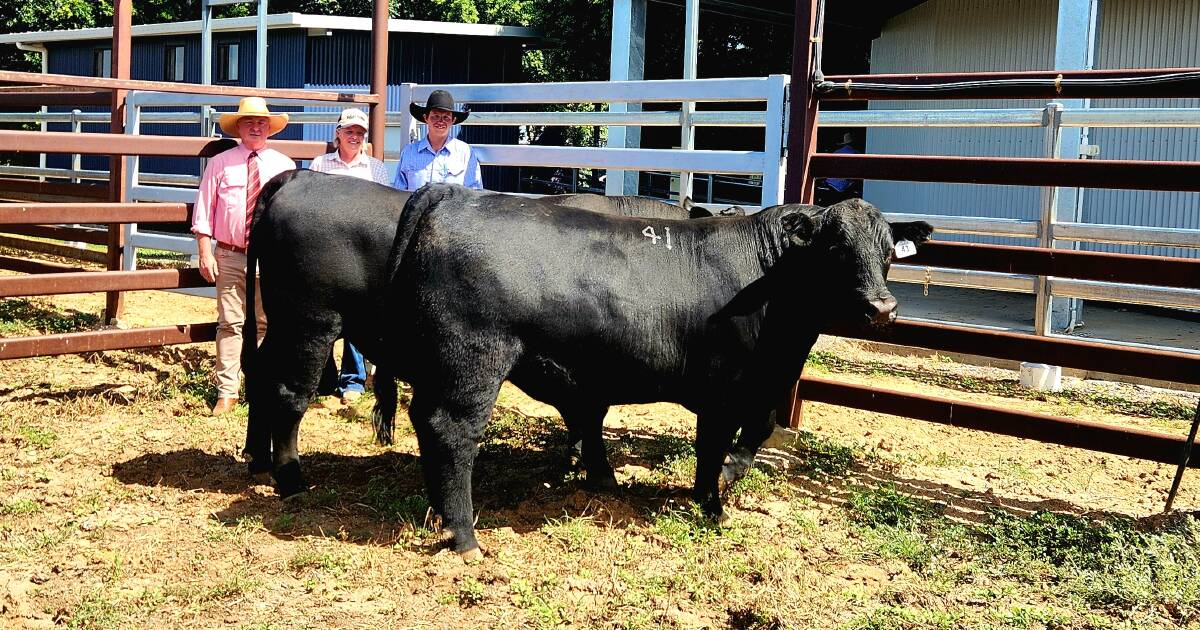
[
  {"x1": 681, "y1": 197, "x2": 694, "y2": 211},
  {"x1": 719, "y1": 205, "x2": 747, "y2": 217},
  {"x1": 781, "y1": 211, "x2": 816, "y2": 244},
  {"x1": 891, "y1": 221, "x2": 934, "y2": 245}
]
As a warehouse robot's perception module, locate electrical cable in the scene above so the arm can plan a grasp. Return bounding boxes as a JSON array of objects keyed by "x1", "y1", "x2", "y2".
[{"x1": 814, "y1": 71, "x2": 1200, "y2": 95}]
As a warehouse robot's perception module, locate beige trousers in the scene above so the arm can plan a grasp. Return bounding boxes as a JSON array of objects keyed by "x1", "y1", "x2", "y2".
[{"x1": 214, "y1": 247, "x2": 267, "y2": 399}]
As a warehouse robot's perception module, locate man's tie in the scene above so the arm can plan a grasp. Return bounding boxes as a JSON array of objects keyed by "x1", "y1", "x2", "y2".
[{"x1": 245, "y1": 151, "x2": 260, "y2": 239}]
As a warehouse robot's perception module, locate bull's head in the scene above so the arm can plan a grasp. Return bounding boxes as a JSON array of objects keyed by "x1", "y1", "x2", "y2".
[{"x1": 781, "y1": 198, "x2": 933, "y2": 327}]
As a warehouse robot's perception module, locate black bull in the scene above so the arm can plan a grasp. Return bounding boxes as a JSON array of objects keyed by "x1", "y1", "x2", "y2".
[
  {"x1": 385, "y1": 184, "x2": 930, "y2": 556},
  {"x1": 240, "y1": 170, "x2": 740, "y2": 480}
]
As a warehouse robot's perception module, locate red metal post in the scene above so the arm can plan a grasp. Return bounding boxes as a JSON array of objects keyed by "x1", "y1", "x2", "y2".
[
  {"x1": 105, "y1": 0, "x2": 132, "y2": 325},
  {"x1": 370, "y1": 0, "x2": 389, "y2": 160},
  {"x1": 778, "y1": 0, "x2": 821, "y2": 429}
]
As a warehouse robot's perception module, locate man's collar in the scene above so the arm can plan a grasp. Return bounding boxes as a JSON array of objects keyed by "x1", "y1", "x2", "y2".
[
  {"x1": 238, "y1": 142, "x2": 267, "y2": 156},
  {"x1": 418, "y1": 137, "x2": 451, "y2": 155}
]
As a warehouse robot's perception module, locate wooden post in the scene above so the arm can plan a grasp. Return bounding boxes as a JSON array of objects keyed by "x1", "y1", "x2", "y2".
[
  {"x1": 369, "y1": 0, "x2": 389, "y2": 160},
  {"x1": 777, "y1": 0, "x2": 821, "y2": 429},
  {"x1": 105, "y1": 0, "x2": 131, "y2": 325}
]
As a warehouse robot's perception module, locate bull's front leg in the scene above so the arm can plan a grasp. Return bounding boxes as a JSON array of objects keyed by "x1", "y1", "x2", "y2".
[{"x1": 692, "y1": 412, "x2": 740, "y2": 526}]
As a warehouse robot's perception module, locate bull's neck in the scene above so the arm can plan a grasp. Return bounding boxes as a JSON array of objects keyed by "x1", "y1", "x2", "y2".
[{"x1": 747, "y1": 204, "x2": 804, "y2": 272}]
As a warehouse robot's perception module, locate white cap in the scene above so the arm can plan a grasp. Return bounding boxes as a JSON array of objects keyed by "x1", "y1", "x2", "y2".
[{"x1": 336, "y1": 108, "x2": 369, "y2": 131}]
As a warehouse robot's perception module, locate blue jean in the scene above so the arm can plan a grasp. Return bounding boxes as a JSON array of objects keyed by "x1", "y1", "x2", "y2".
[{"x1": 338, "y1": 340, "x2": 367, "y2": 395}]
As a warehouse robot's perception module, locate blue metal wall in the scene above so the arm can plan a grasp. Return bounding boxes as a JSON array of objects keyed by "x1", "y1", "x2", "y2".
[{"x1": 43, "y1": 29, "x2": 523, "y2": 191}]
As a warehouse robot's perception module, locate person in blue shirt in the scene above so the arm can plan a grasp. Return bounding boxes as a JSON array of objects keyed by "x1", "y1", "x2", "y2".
[{"x1": 393, "y1": 90, "x2": 484, "y2": 191}]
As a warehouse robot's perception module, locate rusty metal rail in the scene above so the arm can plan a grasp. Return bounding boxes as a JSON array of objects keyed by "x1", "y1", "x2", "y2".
[
  {"x1": 819, "y1": 67, "x2": 1200, "y2": 100},
  {"x1": 798, "y1": 375, "x2": 1200, "y2": 467},
  {"x1": 0, "y1": 269, "x2": 207, "y2": 298},
  {"x1": 0, "y1": 256, "x2": 87, "y2": 274},
  {"x1": 0, "y1": 202, "x2": 188, "y2": 225},
  {"x1": 0, "y1": 225, "x2": 108, "y2": 246},
  {"x1": 0, "y1": 178, "x2": 107, "y2": 203},
  {"x1": 810, "y1": 153, "x2": 1200, "y2": 192},
  {"x1": 906, "y1": 242, "x2": 1200, "y2": 290},
  {"x1": 0, "y1": 322, "x2": 217, "y2": 360},
  {"x1": 0, "y1": 70, "x2": 379, "y2": 103},
  {"x1": 827, "y1": 319, "x2": 1200, "y2": 387},
  {"x1": 0, "y1": 130, "x2": 328, "y2": 161}
]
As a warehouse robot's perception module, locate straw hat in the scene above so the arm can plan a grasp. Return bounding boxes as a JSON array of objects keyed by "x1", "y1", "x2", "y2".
[
  {"x1": 218, "y1": 97, "x2": 289, "y2": 137},
  {"x1": 409, "y1": 90, "x2": 470, "y2": 124}
]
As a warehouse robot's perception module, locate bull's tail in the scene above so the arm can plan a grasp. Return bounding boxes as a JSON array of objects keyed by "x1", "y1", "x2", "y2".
[
  {"x1": 386, "y1": 183, "x2": 462, "y2": 285},
  {"x1": 370, "y1": 366, "x2": 397, "y2": 445},
  {"x1": 242, "y1": 169, "x2": 303, "y2": 391}
]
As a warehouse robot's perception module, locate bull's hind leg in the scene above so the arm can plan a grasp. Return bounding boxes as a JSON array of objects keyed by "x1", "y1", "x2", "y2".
[
  {"x1": 720, "y1": 408, "x2": 776, "y2": 491},
  {"x1": 246, "y1": 318, "x2": 340, "y2": 497},
  {"x1": 409, "y1": 375, "x2": 506, "y2": 559},
  {"x1": 559, "y1": 402, "x2": 617, "y2": 491}
]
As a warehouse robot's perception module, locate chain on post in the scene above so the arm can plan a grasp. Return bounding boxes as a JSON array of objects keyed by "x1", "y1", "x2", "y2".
[{"x1": 923, "y1": 267, "x2": 932, "y2": 297}]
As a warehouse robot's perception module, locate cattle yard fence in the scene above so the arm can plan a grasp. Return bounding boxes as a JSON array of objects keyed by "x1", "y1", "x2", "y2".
[
  {"x1": 1, "y1": 3, "x2": 1199, "y2": 502},
  {"x1": 780, "y1": 1, "x2": 1200, "y2": 501},
  {"x1": 5, "y1": 97, "x2": 1198, "y2": 335}
]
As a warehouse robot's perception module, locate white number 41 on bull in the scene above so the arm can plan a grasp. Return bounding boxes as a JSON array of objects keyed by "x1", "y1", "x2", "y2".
[{"x1": 642, "y1": 226, "x2": 673, "y2": 250}]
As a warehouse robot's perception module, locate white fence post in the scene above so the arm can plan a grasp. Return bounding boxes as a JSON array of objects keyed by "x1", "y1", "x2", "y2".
[
  {"x1": 760, "y1": 74, "x2": 790, "y2": 208},
  {"x1": 1034, "y1": 102, "x2": 1064, "y2": 336}
]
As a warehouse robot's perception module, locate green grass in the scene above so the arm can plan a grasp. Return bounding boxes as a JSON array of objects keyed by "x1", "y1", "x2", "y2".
[
  {"x1": 792, "y1": 430, "x2": 861, "y2": 480},
  {"x1": 540, "y1": 513, "x2": 595, "y2": 552},
  {"x1": 839, "y1": 478, "x2": 1200, "y2": 624},
  {"x1": 0, "y1": 297, "x2": 101, "y2": 336},
  {"x1": 510, "y1": 577, "x2": 567, "y2": 628},
  {"x1": 288, "y1": 548, "x2": 351, "y2": 576},
  {"x1": 18, "y1": 424, "x2": 57, "y2": 448},
  {"x1": 456, "y1": 575, "x2": 487, "y2": 607},
  {"x1": 361, "y1": 475, "x2": 432, "y2": 533},
  {"x1": 0, "y1": 498, "x2": 41, "y2": 515},
  {"x1": 844, "y1": 605, "x2": 963, "y2": 630}
]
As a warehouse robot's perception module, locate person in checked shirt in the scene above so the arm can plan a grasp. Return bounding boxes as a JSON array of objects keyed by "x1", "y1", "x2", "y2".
[
  {"x1": 308, "y1": 107, "x2": 389, "y2": 404},
  {"x1": 393, "y1": 89, "x2": 483, "y2": 191},
  {"x1": 192, "y1": 97, "x2": 296, "y2": 416}
]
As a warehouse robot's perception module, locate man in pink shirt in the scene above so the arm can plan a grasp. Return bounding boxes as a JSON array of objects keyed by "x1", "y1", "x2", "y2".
[{"x1": 192, "y1": 97, "x2": 296, "y2": 415}]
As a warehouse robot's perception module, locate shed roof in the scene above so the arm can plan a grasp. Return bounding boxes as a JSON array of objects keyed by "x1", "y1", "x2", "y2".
[{"x1": 0, "y1": 13, "x2": 539, "y2": 46}]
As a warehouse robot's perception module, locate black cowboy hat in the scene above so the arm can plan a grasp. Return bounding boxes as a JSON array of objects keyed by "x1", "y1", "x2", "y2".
[{"x1": 409, "y1": 89, "x2": 470, "y2": 124}]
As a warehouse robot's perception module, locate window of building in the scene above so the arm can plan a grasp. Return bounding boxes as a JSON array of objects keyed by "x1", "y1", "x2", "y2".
[
  {"x1": 93, "y1": 48, "x2": 112, "y2": 78},
  {"x1": 216, "y1": 42, "x2": 239, "y2": 82},
  {"x1": 164, "y1": 44, "x2": 185, "y2": 82}
]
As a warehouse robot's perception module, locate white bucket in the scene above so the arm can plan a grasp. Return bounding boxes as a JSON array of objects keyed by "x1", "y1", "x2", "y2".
[{"x1": 1019, "y1": 362, "x2": 1062, "y2": 392}]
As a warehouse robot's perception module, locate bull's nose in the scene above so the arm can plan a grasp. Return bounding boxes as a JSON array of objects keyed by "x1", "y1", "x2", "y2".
[{"x1": 867, "y1": 296, "x2": 898, "y2": 326}]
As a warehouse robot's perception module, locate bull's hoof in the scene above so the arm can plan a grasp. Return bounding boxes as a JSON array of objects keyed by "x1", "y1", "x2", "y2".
[
  {"x1": 583, "y1": 470, "x2": 619, "y2": 492},
  {"x1": 271, "y1": 462, "x2": 308, "y2": 499},
  {"x1": 718, "y1": 464, "x2": 743, "y2": 495},
  {"x1": 565, "y1": 443, "x2": 584, "y2": 470},
  {"x1": 459, "y1": 546, "x2": 485, "y2": 564},
  {"x1": 438, "y1": 529, "x2": 486, "y2": 562},
  {"x1": 245, "y1": 453, "x2": 273, "y2": 480}
]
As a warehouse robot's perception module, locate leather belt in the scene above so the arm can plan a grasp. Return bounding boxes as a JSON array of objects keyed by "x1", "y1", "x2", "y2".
[{"x1": 216, "y1": 241, "x2": 247, "y2": 254}]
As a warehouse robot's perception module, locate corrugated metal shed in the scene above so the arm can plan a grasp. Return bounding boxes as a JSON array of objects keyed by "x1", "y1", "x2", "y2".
[
  {"x1": 864, "y1": 0, "x2": 1200, "y2": 258},
  {"x1": 38, "y1": 20, "x2": 528, "y2": 192},
  {"x1": 1083, "y1": 0, "x2": 1200, "y2": 258},
  {"x1": 863, "y1": 0, "x2": 1057, "y2": 247}
]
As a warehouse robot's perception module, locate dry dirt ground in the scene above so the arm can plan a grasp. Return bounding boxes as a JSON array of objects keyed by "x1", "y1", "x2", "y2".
[{"x1": 2, "y1": 286, "x2": 1199, "y2": 629}]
